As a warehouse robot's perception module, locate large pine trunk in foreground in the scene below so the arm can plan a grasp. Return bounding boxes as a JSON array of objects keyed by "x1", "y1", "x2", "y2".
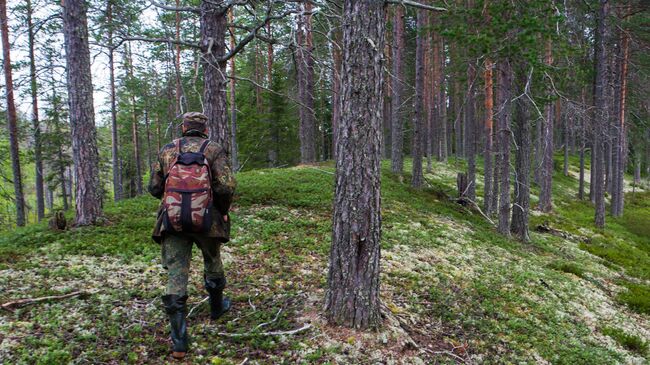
[
  {"x1": 326, "y1": 0, "x2": 385, "y2": 329},
  {"x1": 62, "y1": 0, "x2": 103, "y2": 225},
  {"x1": 0, "y1": 0, "x2": 26, "y2": 226},
  {"x1": 201, "y1": 0, "x2": 229, "y2": 149}
]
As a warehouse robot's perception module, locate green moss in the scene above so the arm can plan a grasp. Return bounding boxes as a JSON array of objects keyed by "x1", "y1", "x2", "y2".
[
  {"x1": 602, "y1": 326, "x2": 649, "y2": 355},
  {"x1": 617, "y1": 281, "x2": 650, "y2": 315},
  {"x1": 548, "y1": 260, "x2": 586, "y2": 278}
]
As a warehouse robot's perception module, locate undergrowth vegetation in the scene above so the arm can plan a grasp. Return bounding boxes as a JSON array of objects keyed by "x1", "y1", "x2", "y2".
[{"x1": 0, "y1": 158, "x2": 648, "y2": 364}]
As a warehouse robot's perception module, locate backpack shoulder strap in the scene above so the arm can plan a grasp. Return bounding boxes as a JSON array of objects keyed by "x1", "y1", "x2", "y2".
[{"x1": 199, "y1": 139, "x2": 210, "y2": 154}]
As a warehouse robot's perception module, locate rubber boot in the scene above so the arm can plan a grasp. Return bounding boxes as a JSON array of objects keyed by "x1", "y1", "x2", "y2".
[
  {"x1": 204, "y1": 276, "x2": 231, "y2": 320},
  {"x1": 162, "y1": 294, "x2": 189, "y2": 359}
]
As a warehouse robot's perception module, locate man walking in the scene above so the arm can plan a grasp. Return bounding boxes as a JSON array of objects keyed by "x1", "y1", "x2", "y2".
[{"x1": 149, "y1": 112, "x2": 236, "y2": 359}]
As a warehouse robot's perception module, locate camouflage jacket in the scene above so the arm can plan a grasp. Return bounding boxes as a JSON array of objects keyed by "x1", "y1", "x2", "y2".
[{"x1": 149, "y1": 133, "x2": 236, "y2": 243}]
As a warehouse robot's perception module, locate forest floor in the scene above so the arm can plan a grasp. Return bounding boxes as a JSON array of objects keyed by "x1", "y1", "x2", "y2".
[{"x1": 1, "y1": 155, "x2": 649, "y2": 364}]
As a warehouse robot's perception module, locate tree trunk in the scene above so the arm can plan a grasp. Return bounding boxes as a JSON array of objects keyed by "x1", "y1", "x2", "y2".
[
  {"x1": 612, "y1": 27, "x2": 629, "y2": 217},
  {"x1": 228, "y1": 8, "x2": 239, "y2": 172},
  {"x1": 144, "y1": 108, "x2": 152, "y2": 169},
  {"x1": 511, "y1": 60, "x2": 531, "y2": 241},
  {"x1": 438, "y1": 37, "x2": 448, "y2": 161},
  {"x1": 390, "y1": 5, "x2": 405, "y2": 174},
  {"x1": 496, "y1": 59, "x2": 512, "y2": 236},
  {"x1": 538, "y1": 39, "x2": 553, "y2": 212},
  {"x1": 593, "y1": 0, "x2": 609, "y2": 228},
  {"x1": 26, "y1": 0, "x2": 44, "y2": 221},
  {"x1": 383, "y1": 11, "x2": 392, "y2": 160},
  {"x1": 564, "y1": 113, "x2": 570, "y2": 177},
  {"x1": 326, "y1": 0, "x2": 384, "y2": 329},
  {"x1": 579, "y1": 106, "x2": 585, "y2": 199},
  {"x1": 0, "y1": 0, "x2": 26, "y2": 226},
  {"x1": 201, "y1": 0, "x2": 229, "y2": 149},
  {"x1": 297, "y1": 1, "x2": 316, "y2": 164},
  {"x1": 107, "y1": 0, "x2": 121, "y2": 201},
  {"x1": 175, "y1": 0, "x2": 183, "y2": 120},
  {"x1": 411, "y1": 8, "x2": 426, "y2": 188},
  {"x1": 483, "y1": 58, "x2": 495, "y2": 215},
  {"x1": 62, "y1": 0, "x2": 103, "y2": 225},
  {"x1": 331, "y1": 27, "x2": 342, "y2": 161},
  {"x1": 425, "y1": 13, "x2": 433, "y2": 173},
  {"x1": 464, "y1": 61, "x2": 477, "y2": 200},
  {"x1": 126, "y1": 44, "x2": 143, "y2": 196},
  {"x1": 267, "y1": 23, "x2": 278, "y2": 167}
]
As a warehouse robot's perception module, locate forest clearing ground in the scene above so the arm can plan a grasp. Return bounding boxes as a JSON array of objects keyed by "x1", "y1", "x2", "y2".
[{"x1": 0, "y1": 158, "x2": 649, "y2": 364}]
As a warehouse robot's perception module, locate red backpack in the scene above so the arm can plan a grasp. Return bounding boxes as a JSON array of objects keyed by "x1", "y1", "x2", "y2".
[{"x1": 162, "y1": 139, "x2": 213, "y2": 233}]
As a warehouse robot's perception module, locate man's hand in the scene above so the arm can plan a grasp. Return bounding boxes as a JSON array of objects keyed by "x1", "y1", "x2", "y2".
[{"x1": 223, "y1": 215, "x2": 228, "y2": 222}]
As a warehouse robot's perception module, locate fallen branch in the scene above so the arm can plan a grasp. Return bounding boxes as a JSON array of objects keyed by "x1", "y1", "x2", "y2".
[
  {"x1": 1, "y1": 291, "x2": 90, "y2": 311},
  {"x1": 534, "y1": 223, "x2": 590, "y2": 243},
  {"x1": 385, "y1": 0, "x2": 447, "y2": 11},
  {"x1": 187, "y1": 296, "x2": 210, "y2": 318},
  {"x1": 423, "y1": 348, "x2": 467, "y2": 363},
  {"x1": 217, "y1": 323, "x2": 312, "y2": 337},
  {"x1": 455, "y1": 197, "x2": 495, "y2": 226}
]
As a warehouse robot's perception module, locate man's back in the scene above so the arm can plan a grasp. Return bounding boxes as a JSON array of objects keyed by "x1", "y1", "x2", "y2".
[{"x1": 149, "y1": 135, "x2": 236, "y2": 243}]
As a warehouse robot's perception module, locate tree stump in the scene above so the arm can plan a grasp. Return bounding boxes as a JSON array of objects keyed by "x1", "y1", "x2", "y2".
[
  {"x1": 48, "y1": 211, "x2": 67, "y2": 231},
  {"x1": 457, "y1": 172, "x2": 468, "y2": 199}
]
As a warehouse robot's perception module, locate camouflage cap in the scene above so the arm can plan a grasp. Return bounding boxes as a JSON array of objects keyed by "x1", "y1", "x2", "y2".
[{"x1": 181, "y1": 112, "x2": 208, "y2": 132}]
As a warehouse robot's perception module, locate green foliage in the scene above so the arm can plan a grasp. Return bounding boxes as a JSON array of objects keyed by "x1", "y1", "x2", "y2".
[
  {"x1": 602, "y1": 326, "x2": 649, "y2": 355},
  {"x1": 617, "y1": 282, "x2": 650, "y2": 315},
  {"x1": 548, "y1": 260, "x2": 586, "y2": 278}
]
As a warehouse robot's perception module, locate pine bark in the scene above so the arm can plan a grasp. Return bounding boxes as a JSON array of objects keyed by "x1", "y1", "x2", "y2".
[
  {"x1": 175, "y1": 0, "x2": 183, "y2": 120},
  {"x1": 296, "y1": 1, "x2": 316, "y2": 164},
  {"x1": 26, "y1": 0, "x2": 44, "y2": 220},
  {"x1": 412, "y1": 9, "x2": 426, "y2": 188},
  {"x1": 390, "y1": 5, "x2": 405, "y2": 174},
  {"x1": 483, "y1": 58, "x2": 495, "y2": 215},
  {"x1": 0, "y1": 0, "x2": 26, "y2": 226},
  {"x1": 496, "y1": 59, "x2": 512, "y2": 235},
  {"x1": 438, "y1": 36, "x2": 448, "y2": 161},
  {"x1": 267, "y1": 23, "x2": 278, "y2": 167},
  {"x1": 593, "y1": 0, "x2": 609, "y2": 228},
  {"x1": 228, "y1": 9, "x2": 239, "y2": 172},
  {"x1": 511, "y1": 61, "x2": 530, "y2": 241},
  {"x1": 538, "y1": 40, "x2": 554, "y2": 212},
  {"x1": 331, "y1": 27, "x2": 342, "y2": 161},
  {"x1": 201, "y1": 0, "x2": 229, "y2": 149},
  {"x1": 578, "y1": 89, "x2": 586, "y2": 200},
  {"x1": 107, "y1": 0, "x2": 121, "y2": 201},
  {"x1": 464, "y1": 62, "x2": 477, "y2": 200},
  {"x1": 61, "y1": 0, "x2": 103, "y2": 225},
  {"x1": 612, "y1": 27, "x2": 629, "y2": 217},
  {"x1": 126, "y1": 44, "x2": 143, "y2": 196},
  {"x1": 325, "y1": 0, "x2": 384, "y2": 329},
  {"x1": 564, "y1": 113, "x2": 570, "y2": 177}
]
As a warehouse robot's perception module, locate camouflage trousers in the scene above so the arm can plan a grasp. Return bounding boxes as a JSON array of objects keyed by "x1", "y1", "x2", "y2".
[{"x1": 161, "y1": 232, "x2": 225, "y2": 296}]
